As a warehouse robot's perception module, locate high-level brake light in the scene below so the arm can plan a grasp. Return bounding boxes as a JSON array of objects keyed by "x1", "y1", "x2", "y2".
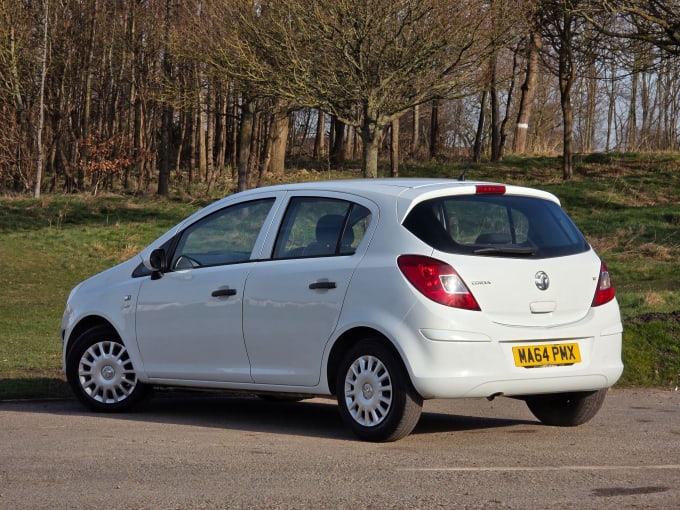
[{"x1": 475, "y1": 184, "x2": 506, "y2": 194}]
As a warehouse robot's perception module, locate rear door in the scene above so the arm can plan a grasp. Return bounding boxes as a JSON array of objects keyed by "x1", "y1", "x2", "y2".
[{"x1": 242, "y1": 194, "x2": 374, "y2": 386}]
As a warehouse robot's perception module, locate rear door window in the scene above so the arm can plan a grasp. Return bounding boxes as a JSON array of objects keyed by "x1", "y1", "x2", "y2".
[
  {"x1": 403, "y1": 195, "x2": 590, "y2": 258},
  {"x1": 272, "y1": 197, "x2": 372, "y2": 259}
]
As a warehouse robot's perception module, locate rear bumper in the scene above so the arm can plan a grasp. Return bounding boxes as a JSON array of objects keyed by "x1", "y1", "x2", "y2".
[{"x1": 408, "y1": 330, "x2": 623, "y2": 399}]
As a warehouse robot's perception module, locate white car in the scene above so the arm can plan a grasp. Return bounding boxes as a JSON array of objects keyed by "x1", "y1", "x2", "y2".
[{"x1": 61, "y1": 179, "x2": 623, "y2": 441}]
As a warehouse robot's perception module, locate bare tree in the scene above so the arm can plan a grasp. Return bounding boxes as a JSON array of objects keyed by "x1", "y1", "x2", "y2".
[
  {"x1": 588, "y1": 1, "x2": 680, "y2": 54},
  {"x1": 536, "y1": 0, "x2": 605, "y2": 179},
  {"x1": 158, "y1": 0, "x2": 174, "y2": 196},
  {"x1": 513, "y1": 32, "x2": 542, "y2": 153},
  {"x1": 33, "y1": 0, "x2": 49, "y2": 197},
  {"x1": 0, "y1": 1, "x2": 36, "y2": 191},
  {"x1": 192, "y1": 0, "x2": 509, "y2": 178}
]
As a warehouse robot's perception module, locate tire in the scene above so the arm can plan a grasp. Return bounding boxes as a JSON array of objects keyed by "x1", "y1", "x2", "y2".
[
  {"x1": 336, "y1": 339, "x2": 422, "y2": 442},
  {"x1": 66, "y1": 325, "x2": 150, "y2": 412},
  {"x1": 525, "y1": 388, "x2": 607, "y2": 426}
]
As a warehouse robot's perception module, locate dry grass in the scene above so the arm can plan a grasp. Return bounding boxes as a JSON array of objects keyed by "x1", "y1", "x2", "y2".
[{"x1": 644, "y1": 292, "x2": 667, "y2": 307}]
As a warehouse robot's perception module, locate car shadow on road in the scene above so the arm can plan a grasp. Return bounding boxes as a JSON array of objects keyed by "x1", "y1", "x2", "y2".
[
  {"x1": 6, "y1": 390, "x2": 538, "y2": 441},
  {"x1": 414, "y1": 410, "x2": 537, "y2": 436},
  {"x1": 149, "y1": 392, "x2": 538, "y2": 438}
]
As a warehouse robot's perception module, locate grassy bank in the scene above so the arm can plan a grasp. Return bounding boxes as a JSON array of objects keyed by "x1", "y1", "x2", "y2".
[{"x1": 1, "y1": 153, "x2": 678, "y2": 399}]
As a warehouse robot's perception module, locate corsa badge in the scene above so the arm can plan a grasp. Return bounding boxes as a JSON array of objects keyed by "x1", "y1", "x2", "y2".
[{"x1": 534, "y1": 271, "x2": 550, "y2": 291}]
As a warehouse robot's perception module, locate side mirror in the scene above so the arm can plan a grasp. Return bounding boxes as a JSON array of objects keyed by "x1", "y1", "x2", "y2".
[{"x1": 147, "y1": 248, "x2": 168, "y2": 280}]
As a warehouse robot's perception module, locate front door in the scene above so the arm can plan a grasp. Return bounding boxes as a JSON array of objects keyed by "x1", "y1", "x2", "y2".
[
  {"x1": 135, "y1": 198, "x2": 276, "y2": 382},
  {"x1": 136, "y1": 264, "x2": 253, "y2": 381}
]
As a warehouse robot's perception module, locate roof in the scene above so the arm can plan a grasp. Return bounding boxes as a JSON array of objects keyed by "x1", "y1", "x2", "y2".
[{"x1": 227, "y1": 178, "x2": 560, "y2": 205}]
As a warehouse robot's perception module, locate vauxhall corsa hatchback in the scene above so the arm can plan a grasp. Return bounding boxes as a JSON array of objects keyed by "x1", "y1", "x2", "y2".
[{"x1": 61, "y1": 179, "x2": 623, "y2": 441}]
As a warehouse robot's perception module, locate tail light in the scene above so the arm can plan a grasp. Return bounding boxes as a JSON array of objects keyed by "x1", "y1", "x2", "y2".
[
  {"x1": 592, "y1": 261, "x2": 615, "y2": 307},
  {"x1": 397, "y1": 255, "x2": 480, "y2": 310}
]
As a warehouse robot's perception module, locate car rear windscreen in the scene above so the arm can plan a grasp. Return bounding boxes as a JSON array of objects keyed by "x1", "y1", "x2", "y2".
[{"x1": 403, "y1": 194, "x2": 590, "y2": 258}]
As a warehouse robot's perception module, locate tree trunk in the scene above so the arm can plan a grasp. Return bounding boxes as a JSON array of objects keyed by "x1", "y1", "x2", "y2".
[
  {"x1": 230, "y1": 87, "x2": 239, "y2": 174},
  {"x1": 214, "y1": 83, "x2": 228, "y2": 173},
  {"x1": 559, "y1": 44, "x2": 575, "y2": 180},
  {"x1": 627, "y1": 69, "x2": 638, "y2": 151},
  {"x1": 640, "y1": 69, "x2": 650, "y2": 150},
  {"x1": 473, "y1": 91, "x2": 487, "y2": 163},
  {"x1": 668, "y1": 63, "x2": 679, "y2": 150},
  {"x1": 330, "y1": 117, "x2": 345, "y2": 169},
  {"x1": 205, "y1": 82, "x2": 215, "y2": 184},
  {"x1": 429, "y1": 99, "x2": 440, "y2": 159},
  {"x1": 157, "y1": 0, "x2": 173, "y2": 196},
  {"x1": 246, "y1": 107, "x2": 261, "y2": 189},
  {"x1": 360, "y1": 108, "x2": 382, "y2": 178},
  {"x1": 561, "y1": 90, "x2": 574, "y2": 180},
  {"x1": 198, "y1": 70, "x2": 208, "y2": 182},
  {"x1": 158, "y1": 101, "x2": 172, "y2": 195},
  {"x1": 390, "y1": 117, "x2": 399, "y2": 177},
  {"x1": 237, "y1": 98, "x2": 255, "y2": 192},
  {"x1": 606, "y1": 60, "x2": 616, "y2": 151},
  {"x1": 513, "y1": 32, "x2": 541, "y2": 154},
  {"x1": 489, "y1": 55, "x2": 502, "y2": 162},
  {"x1": 499, "y1": 46, "x2": 518, "y2": 160},
  {"x1": 80, "y1": 0, "x2": 98, "y2": 192},
  {"x1": 187, "y1": 108, "x2": 196, "y2": 182},
  {"x1": 268, "y1": 99, "x2": 290, "y2": 176},
  {"x1": 175, "y1": 111, "x2": 187, "y2": 182},
  {"x1": 34, "y1": 0, "x2": 49, "y2": 198},
  {"x1": 346, "y1": 125, "x2": 357, "y2": 160},
  {"x1": 583, "y1": 60, "x2": 597, "y2": 153},
  {"x1": 257, "y1": 115, "x2": 273, "y2": 187},
  {"x1": 410, "y1": 104, "x2": 420, "y2": 158},
  {"x1": 313, "y1": 109, "x2": 325, "y2": 160}
]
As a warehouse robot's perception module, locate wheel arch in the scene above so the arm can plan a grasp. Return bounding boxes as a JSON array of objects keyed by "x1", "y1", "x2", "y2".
[
  {"x1": 65, "y1": 315, "x2": 119, "y2": 359},
  {"x1": 326, "y1": 326, "x2": 413, "y2": 396}
]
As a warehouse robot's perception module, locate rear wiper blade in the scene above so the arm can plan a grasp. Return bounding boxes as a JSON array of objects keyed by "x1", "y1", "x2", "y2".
[{"x1": 473, "y1": 246, "x2": 537, "y2": 256}]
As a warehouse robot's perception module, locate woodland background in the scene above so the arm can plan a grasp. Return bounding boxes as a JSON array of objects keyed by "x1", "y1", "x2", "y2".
[{"x1": 1, "y1": 0, "x2": 680, "y2": 197}]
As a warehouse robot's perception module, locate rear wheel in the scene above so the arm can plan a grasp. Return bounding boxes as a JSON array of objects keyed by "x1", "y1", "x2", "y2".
[
  {"x1": 336, "y1": 340, "x2": 422, "y2": 442},
  {"x1": 66, "y1": 325, "x2": 150, "y2": 412},
  {"x1": 525, "y1": 389, "x2": 607, "y2": 426}
]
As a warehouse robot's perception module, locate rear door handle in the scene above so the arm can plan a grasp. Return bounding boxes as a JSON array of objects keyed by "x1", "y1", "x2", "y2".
[
  {"x1": 309, "y1": 281, "x2": 337, "y2": 290},
  {"x1": 211, "y1": 288, "x2": 237, "y2": 297}
]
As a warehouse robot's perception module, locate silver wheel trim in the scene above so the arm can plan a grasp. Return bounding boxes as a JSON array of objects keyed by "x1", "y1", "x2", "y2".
[
  {"x1": 343, "y1": 354, "x2": 393, "y2": 427},
  {"x1": 78, "y1": 340, "x2": 138, "y2": 404}
]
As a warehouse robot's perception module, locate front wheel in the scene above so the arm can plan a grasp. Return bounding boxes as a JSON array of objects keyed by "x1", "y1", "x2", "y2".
[
  {"x1": 66, "y1": 325, "x2": 150, "y2": 412},
  {"x1": 525, "y1": 389, "x2": 607, "y2": 426},
  {"x1": 336, "y1": 340, "x2": 422, "y2": 442}
]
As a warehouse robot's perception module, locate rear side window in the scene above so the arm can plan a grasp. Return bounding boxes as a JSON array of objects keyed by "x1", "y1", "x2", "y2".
[{"x1": 403, "y1": 195, "x2": 590, "y2": 258}]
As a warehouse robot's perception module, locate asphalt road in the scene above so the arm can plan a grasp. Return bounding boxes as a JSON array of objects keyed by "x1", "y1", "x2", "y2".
[{"x1": 1, "y1": 387, "x2": 678, "y2": 509}]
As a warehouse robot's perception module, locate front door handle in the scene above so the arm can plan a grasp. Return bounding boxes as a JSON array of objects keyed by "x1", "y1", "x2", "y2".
[
  {"x1": 309, "y1": 281, "x2": 337, "y2": 290},
  {"x1": 211, "y1": 288, "x2": 237, "y2": 297}
]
